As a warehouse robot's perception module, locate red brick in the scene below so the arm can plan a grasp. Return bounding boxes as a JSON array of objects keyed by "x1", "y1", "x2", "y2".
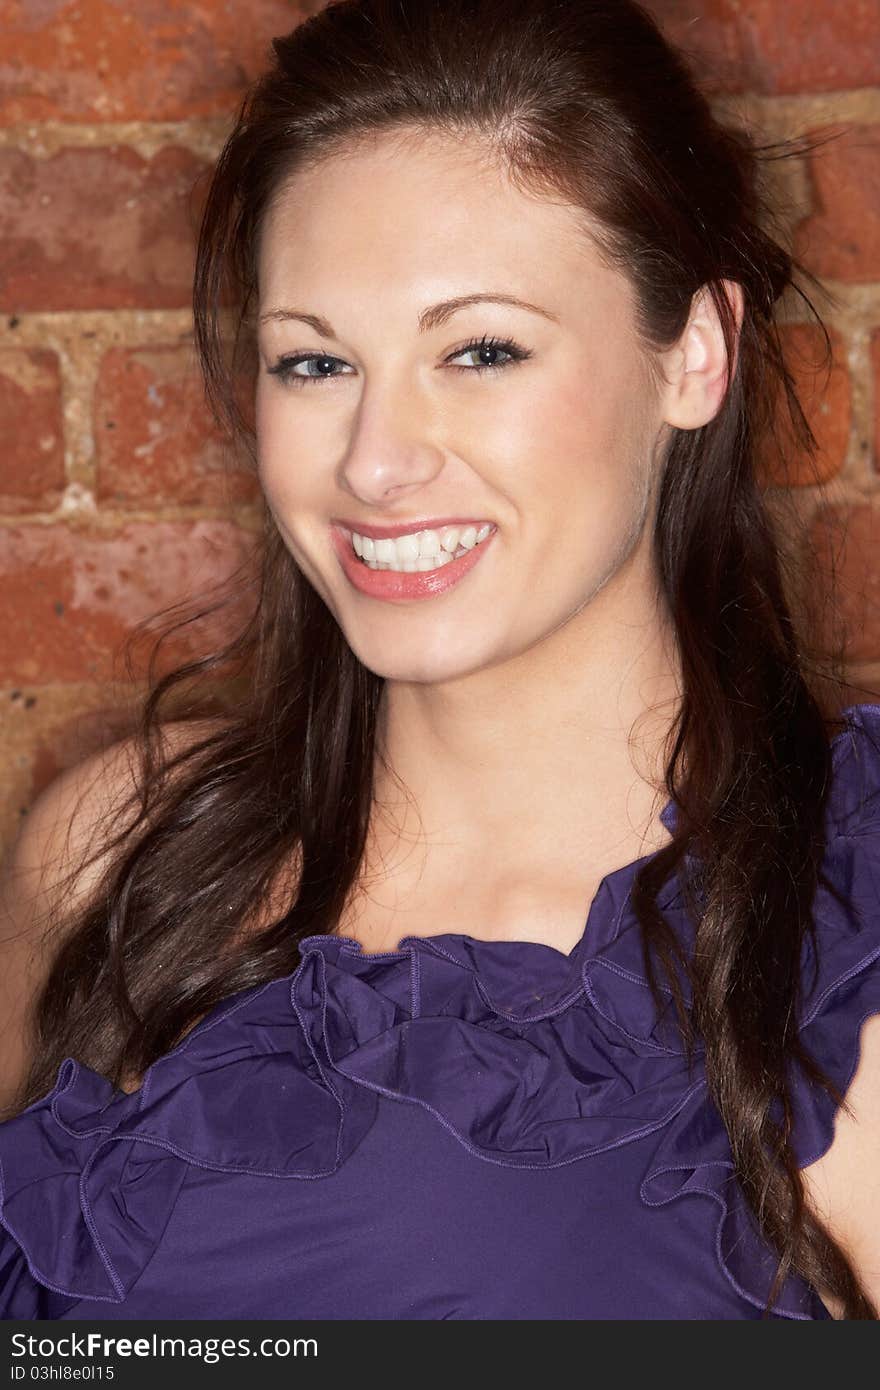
[
  {"x1": 732, "y1": 0, "x2": 880, "y2": 95},
  {"x1": 0, "y1": 521, "x2": 255, "y2": 683},
  {"x1": 3, "y1": 1, "x2": 878, "y2": 125},
  {"x1": 761, "y1": 324, "x2": 851, "y2": 487},
  {"x1": 872, "y1": 330, "x2": 880, "y2": 474},
  {"x1": 794, "y1": 126, "x2": 880, "y2": 284},
  {"x1": 807, "y1": 503, "x2": 880, "y2": 662},
  {"x1": 0, "y1": 146, "x2": 209, "y2": 312},
  {"x1": 0, "y1": 0, "x2": 321, "y2": 124},
  {"x1": 647, "y1": 1, "x2": 880, "y2": 95},
  {"x1": 0, "y1": 347, "x2": 65, "y2": 511},
  {"x1": 646, "y1": 1, "x2": 750, "y2": 94},
  {"x1": 95, "y1": 345, "x2": 259, "y2": 506}
]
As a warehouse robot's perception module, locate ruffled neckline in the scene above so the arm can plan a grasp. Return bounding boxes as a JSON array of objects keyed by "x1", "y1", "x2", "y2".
[
  {"x1": 296, "y1": 699, "x2": 876, "y2": 1016},
  {"x1": 2, "y1": 701, "x2": 879, "y2": 1318},
  {"x1": 300, "y1": 787, "x2": 683, "y2": 1023}
]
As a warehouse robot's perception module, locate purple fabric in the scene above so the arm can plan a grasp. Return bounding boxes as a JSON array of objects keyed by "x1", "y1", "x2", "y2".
[{"x1": 2, "y1": 702, "x2": 879, "y2": 1321}]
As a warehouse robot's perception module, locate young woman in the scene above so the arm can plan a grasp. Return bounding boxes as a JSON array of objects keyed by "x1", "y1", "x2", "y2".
[{"x1": 1, "y1": 0, "x2": 878, "y2": 1321}]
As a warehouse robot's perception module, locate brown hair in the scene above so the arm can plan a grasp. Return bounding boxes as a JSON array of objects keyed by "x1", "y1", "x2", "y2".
[{"x1": 9, "y1": 0, "x2": 879, "y2": 1318}]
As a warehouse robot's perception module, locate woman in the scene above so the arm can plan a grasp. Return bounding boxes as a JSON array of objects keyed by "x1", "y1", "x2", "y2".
[{"x1": 0, "y1": 0, "x2": 878, "y2": 1321}]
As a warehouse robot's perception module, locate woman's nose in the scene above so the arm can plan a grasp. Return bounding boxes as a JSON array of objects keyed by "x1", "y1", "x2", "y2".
[{"x1": 336, "y1": 369, "x2": 446, "y2": 505}]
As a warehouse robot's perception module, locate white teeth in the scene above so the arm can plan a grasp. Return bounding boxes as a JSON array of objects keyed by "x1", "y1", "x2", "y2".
[
  {"x1": 418, "y1": 530, "x2": 441, "y2": 558},
  {"x1": 346, "y1": 522, "x2": 494, "y2": 572},
  {"x1": 395, "y1": 531, "x2": 422, "y2": 560}
]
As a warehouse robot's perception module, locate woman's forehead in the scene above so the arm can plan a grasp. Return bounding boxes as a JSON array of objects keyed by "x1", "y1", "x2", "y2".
[{"x1": 257, "y1": 134, "x2": 629, "y2": 325}]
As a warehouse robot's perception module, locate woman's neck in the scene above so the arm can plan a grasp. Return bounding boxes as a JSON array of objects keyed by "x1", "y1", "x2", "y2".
[{"x1": 346, "y1": 588, "x2": 683, "y2": 954}]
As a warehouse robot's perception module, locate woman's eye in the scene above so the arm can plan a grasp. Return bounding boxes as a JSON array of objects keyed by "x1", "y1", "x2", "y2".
[
  {"x1": 266, "y1": 334, "x2": 530, "y2": 386},
  {"x1": 446, "y1": 336, "x2": 528, "y2": 373},
  {"x1": 266, "y1": 354, "x2": 353, "y2": 384}
]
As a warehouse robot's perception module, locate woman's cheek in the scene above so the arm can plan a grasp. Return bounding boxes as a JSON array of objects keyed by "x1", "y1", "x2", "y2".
[{"x1": 256, "y1": 395, "x2": 312, "y2": 506}]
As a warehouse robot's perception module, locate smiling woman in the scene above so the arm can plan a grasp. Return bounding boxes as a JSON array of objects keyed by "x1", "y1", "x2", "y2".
[
  {"x1": 254, "y1": 129, "x2": 693, "y2": 676},
  {"x1": 1, "y1": 0, "x2": 879, "y2": 1323}
]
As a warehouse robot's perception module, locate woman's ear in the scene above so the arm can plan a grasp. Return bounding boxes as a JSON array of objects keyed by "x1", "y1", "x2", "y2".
[{"x1": 660, "y1": 279, "x2": 744, "y2": 431}]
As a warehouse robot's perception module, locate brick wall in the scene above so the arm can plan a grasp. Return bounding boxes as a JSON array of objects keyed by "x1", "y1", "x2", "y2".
[{"x1": 1, "y1": 0, "x2": 879, "y2": 858}]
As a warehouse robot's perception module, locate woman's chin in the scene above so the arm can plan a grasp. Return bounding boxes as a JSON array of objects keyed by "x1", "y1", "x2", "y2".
[{"x1": 345, "y1": 636, "x2": 497, "y2": 687}]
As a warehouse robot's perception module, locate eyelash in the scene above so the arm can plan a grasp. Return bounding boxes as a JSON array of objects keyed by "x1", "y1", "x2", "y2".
[{"x1": 265, "y1": 334, "x2": 531, "y2": 386}]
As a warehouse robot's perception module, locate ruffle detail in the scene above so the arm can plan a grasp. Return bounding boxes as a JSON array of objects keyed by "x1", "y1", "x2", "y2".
[
  {"x1": 1, "y1": 702, "x2": 878, "y2": 1317},
  {"x1": 640, "y1": 884, "x2": 880, "y2": 1324},
  {"x1": 820, "y1": 700, "x2": 880, "y2": 839},
  {"x1": 0, "y1": 1060, "x2": 189, "y2": 1305},
  {"x1": 640, "y1": 1083, "x2": 826, "y2": 1319},
  {"x1": 0, "y1": 978, "x2": 378, "y2": 1307},
  {"x1": 791, "y1": 836, "x2": 880, "y2": 1168},
  {"x1": 291, "y1": 915, "x2": 704, "y2": 1171},
  {"x1": 642, "y1": 701, "x2": 880, "y2": 1319}
]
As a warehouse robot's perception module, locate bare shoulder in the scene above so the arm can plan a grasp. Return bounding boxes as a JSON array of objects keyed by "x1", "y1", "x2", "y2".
[
  {"x1": 0, "y1": 715, "x2": 229, "y2": 1109},
  {"x1": 0, "y1": 716, "x2": 229, "y2": 933},
  {"x1": 800, "y1": 1011, "x2": 880, "y2": 1318}
]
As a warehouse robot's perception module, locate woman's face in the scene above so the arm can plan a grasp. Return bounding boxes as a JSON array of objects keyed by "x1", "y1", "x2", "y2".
[{"x1": 255, "y1": 128, "x2": 674, "y2": 685}]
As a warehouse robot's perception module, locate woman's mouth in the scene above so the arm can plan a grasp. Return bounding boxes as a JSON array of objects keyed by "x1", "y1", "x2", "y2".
[{"x1": 330, "y1": 522, "x2": 497, "y2": 601}]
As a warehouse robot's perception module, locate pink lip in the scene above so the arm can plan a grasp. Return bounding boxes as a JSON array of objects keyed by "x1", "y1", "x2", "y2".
[
  {"x1": 331, "y1": 516, "x2": 492, "y2": 540},
  {"x1": 330, "y1": 524, "x2": 496, "y2": 603}
]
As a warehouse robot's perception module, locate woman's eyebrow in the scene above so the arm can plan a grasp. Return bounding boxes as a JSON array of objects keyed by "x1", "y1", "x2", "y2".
[{"x1": 258, "y1": 292, "x2": 560, "y2": 338}]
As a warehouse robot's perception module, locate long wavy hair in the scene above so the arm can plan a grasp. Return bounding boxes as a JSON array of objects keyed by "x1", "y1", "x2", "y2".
[{"x1": 7, "y1": 0, "x2": 879, "y2": 1318}]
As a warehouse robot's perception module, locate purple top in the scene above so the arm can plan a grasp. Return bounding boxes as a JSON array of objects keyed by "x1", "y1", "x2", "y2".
[{"x1": 2, "y1": 702, "x2": 880, "y2": 1321}]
